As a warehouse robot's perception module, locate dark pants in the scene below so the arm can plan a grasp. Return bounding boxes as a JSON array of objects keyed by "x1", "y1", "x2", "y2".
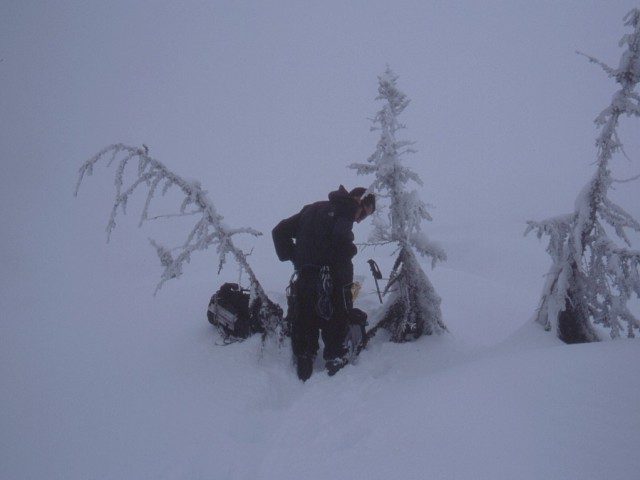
[{"x1": 291, "y1": 268, "x2": 350, "y2": 361}]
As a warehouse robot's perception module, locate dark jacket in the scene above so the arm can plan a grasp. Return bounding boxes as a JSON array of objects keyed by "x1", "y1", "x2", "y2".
[{"x1": 272, "y1": 185, "x2": 358, "y2": 286}]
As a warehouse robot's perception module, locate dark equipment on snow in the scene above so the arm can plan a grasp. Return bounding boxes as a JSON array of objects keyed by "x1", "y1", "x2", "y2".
[
  {"x1": 283, "y1": 272, "x2": 298, "y2": 335},
  {"x1": 207, "y1": 283, "x2": 264, "y2": 341},
  {"x1": 367, "y1": 259, "x2": 384, "y2": 304},
  {"x1": 344, "y1": 307, "x2": 368, "y2": 361}
]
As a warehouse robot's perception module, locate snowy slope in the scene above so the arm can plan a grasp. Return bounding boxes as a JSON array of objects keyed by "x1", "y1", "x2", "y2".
[{"x1": 2, "y1": 225, "x2": 639, "y2": 480}]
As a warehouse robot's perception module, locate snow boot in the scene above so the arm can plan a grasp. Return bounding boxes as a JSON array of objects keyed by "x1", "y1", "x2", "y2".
[
  {"x1": 325, "y1": 357, "x2": 348, "y2": 376},
  {"x1": 296, "y1": 355, "x2": 314, "y2": 381}
]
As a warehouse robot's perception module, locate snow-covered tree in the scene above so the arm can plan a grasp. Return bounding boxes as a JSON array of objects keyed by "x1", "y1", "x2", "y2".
[
  {"x1": 350, "y1": 67, "x2": 447, "y2": 342},
  {"x1": 74, "y1": 143, "x2": 284, "y2": 340},
  {"x1": 525, "y1": 9, "x2": 640, "y2": 343}
]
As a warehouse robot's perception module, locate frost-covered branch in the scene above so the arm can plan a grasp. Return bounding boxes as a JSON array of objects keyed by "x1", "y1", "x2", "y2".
[
  {"x1": 526, "y1": 9, "x2": 640, "y2": 342},
  {"x1": 349, "y1": 68, "x2": 443, "y2": 260},
  {"x1": 75, "y1": 143, "x2": 283, "y2": 338}
]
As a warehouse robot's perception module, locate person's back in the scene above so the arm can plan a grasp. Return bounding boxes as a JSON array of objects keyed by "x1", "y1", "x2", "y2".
[
  {"x1": 291, "y1": 199, "x2": 336, "y2": 268},
  {"x1": 273, "y1": 185, "x2": 358, "y2": 272}
]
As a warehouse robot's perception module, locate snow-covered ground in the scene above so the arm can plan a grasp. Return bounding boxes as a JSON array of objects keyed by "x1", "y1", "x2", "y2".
[
  {"x1": 2, "y1": 214, "x2": 639, "y2": 479},
  {"x1": 2, "y1": 2, "x2": 639, "y2": 479}
]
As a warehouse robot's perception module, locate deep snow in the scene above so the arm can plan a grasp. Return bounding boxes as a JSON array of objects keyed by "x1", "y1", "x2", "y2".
[{"x1": 2, "y1": 217, "x2": 639, "y2": 479}]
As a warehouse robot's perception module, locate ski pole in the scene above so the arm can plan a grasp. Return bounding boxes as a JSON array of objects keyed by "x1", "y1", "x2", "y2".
[{"x1": 367, "y1": 259, "x2": 383, "y2": 304}]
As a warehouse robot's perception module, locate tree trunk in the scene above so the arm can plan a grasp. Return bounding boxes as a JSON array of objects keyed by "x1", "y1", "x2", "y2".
[{"x1": 557, "y1": 263, "x2": 600, "y2": 344}]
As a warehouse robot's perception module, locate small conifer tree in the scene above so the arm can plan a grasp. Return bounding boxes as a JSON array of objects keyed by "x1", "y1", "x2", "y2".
[
  {"x1": 526, "y1": 10, "x2": 640, "y2": 343},
  {"x1": 350, "y1": 67, "x2": 447, "y2": 342}
]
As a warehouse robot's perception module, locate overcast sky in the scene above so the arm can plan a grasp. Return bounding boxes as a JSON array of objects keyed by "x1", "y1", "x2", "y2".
[{"x1": 1, "y1": 0, "x2": 639, "y2": 294}]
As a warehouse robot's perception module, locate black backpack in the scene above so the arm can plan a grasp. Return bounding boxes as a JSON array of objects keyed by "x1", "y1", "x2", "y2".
[{"x1": 207, "y1": 283, "x2": 263, "y2": 341}]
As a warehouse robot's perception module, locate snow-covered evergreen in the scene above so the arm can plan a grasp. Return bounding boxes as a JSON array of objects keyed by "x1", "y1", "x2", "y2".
[
  {"x1": 350, "y1": 68, "x2": 447, "y2": 341},
  {"x1": 526, "y1": 9, "x2": 640, "y2": 343},
  {"x1": 74, "y1": 143, "x2": 284, "y2": 339}
]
